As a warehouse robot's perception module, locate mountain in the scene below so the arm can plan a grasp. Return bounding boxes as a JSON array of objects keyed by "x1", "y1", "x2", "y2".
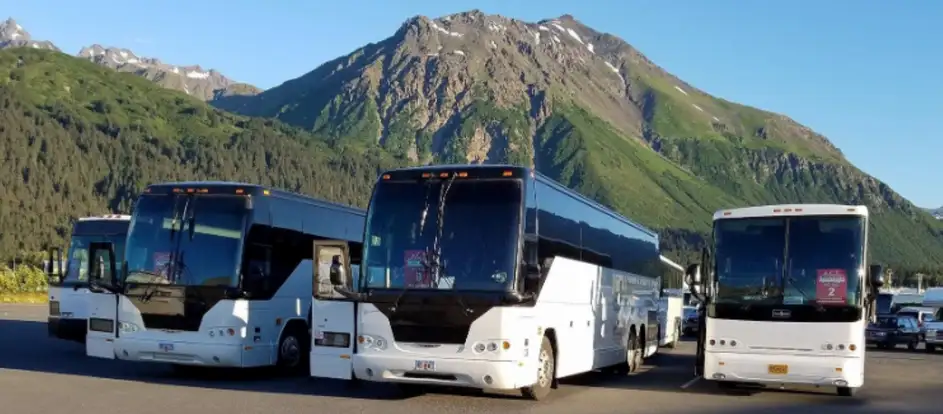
[
  {"x1": 0, "y1": 18, "x2": 59, "y2": 51},
  {"x1": 0, "y1": 48, "x2": 396, "y2": 256},
  {"x1": 927, "y1": 207, "x2": 943, "y2": 220},
  {"x1": 214, "y1": 11, "x2": 943, "y2": 269},
  {"x1": 0, "y1": 17, "x2": 259, "y2": 101},
  {"x1": 77, "y1": 45, "x2": 261, "y2": 101}
]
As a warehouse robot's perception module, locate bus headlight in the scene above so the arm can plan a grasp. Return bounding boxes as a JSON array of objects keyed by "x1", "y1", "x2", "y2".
[
  {"x1": 356, "y1": 334, "x2": 387, "y2": 350},
  {"x1": 473, "y1": 340, "x2": 511, "y2": 353},
  {"x1": 119, "y1": 321, "x2": 141, "y2": 333},
  {"x1": 822, "y1": 342, "x2": 857, "y2": 351},
  {"x1": 207, "y1": 327, "x2": 243, "y2": 338}
]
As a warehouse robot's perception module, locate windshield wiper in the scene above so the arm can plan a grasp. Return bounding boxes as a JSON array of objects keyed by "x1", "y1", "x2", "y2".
[
  {"x1": 169, "y1": 195, "x2": 189, "y2": 241},
  {"x1": 128, "y1": 267, "x2": 172, "y2": 303},
  {"x1": 428, "y1": 173, "x2": 456, "y2": 288}
]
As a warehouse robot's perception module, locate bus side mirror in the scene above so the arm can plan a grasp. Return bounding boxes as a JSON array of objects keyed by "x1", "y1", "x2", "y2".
[
  {"x1": 88, "y1": 242, "x2": 118, "y2": 294},
  {"x1": 685, "y1": 263, "x2": 702, "y2": 285},
  {"x1": 46, "y1": 246, "x2": 62, "y2": 284},
  {"x1": 329, "y1": 256, "x2": 346, "y2": 286},
  {"x1": 868, "y1": 264, "x2": 884, "y2": 288}
]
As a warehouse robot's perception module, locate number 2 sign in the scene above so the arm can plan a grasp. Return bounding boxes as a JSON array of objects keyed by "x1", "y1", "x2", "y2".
[{"x1": 816, "y1": 269, "x2": 848, "y2": 305}]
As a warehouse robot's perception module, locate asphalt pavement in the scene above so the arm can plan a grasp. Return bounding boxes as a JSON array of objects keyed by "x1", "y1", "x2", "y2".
[{"x1": 1, "y1": 303, "x2": 941, "y2": 413}]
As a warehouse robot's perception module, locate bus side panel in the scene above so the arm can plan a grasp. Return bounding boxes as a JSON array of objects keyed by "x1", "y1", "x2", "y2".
[
  {"x1": 265, "y1": 260, "x2": 315, "y2": 364},
  {"x1": 533, "y1": 257, "x2": 598, "y2": 378}
]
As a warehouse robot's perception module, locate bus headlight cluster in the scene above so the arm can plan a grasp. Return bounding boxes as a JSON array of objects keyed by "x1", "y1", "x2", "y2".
[
  {"x1": 207, "y1": 327, "x2": 241, "y2": 338},
  {"x1": 708, "y1": 338, "x2": 737, "y2": 347},
  {"x1": 472, "y1": 340, "x2": 511, "y2": 354},
  {"x1": 822, "y1": 343, "x2": 856, "y2": 351},
  {"x1": 357, "y1": 334, "x2": 387, "y2": 350},
  {"x1": 119, "y1": 321, "x2": 141, "y2": 333}
]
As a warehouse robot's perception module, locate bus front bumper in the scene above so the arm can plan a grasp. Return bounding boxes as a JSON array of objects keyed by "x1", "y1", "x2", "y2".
[
  {"x1": 352, "y1": 353, "x2": 535, "y2": 390},
  {"x1": 704, "y1": 351, "x2": 864, "y2": 388},
  {"x1": 115, "y1": 337, "x2": 247, "y2": 367},
  {"x1": 47, "y1": 316, "x2": 87, "y2": 343}
]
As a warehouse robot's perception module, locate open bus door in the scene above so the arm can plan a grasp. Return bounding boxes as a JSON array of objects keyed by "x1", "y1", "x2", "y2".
[
  {"x1": 85, "y1": 242, "x2": 119, "y2": 359},
  {"x1": 688, "y1": 248, "x2": 710, "y2": 378},
  {"x1": 309, "y1": 240, "x2": 358, "y2": 380}
]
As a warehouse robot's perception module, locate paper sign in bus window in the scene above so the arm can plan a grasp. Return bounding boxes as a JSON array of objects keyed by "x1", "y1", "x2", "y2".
[
  {"x1": 404, "y1": 250, "x2": 431, "y2": 288},
  {"x1": 816, "y1": 269, "x2": 847, "y2": 305}
]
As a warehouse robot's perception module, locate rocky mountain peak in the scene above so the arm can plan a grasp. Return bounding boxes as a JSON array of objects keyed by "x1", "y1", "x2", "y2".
[
  {"x1": 0, "y1": 17, "x2": 60, "y2": 51},
  {"x1": 76, "y1": 44, "x2": 260, "y2": 101}
]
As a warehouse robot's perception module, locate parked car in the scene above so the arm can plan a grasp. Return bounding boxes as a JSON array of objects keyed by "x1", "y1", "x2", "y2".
[
  {"x1": 866, "y1": 314, "x2": 922, "y2": 350},
  {"x1": 896, "y1": 307, "x2": 935, "y2": 341}
]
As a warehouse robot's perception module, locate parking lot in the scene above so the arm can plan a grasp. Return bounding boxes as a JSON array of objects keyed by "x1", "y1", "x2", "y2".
[{"x1": 1, "y1": 304, "x2": 941, "y2": 414}]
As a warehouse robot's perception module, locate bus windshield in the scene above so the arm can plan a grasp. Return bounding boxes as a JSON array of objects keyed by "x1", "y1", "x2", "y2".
[
  {"x1": 124, "y1": 194, "x2": 248, "y2": 287},
  {"x1": 714, "y1": 215, "x2": 865, "y2": 307},
  {"x1": 64, "y1": 234, "x2": 127, "y2": 283},
  {"x1": 362, "y1": 178, "x2": 522, "y2": 292}
]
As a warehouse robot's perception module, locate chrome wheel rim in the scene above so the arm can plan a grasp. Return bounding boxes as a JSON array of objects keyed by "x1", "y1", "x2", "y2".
[{"x1": 537, "y1": 347, "x2": 553, "y2": 387}]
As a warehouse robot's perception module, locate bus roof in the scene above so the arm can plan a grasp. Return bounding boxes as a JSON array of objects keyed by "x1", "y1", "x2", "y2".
[
  {"x1": 143, "y1": 181, "x2": 365, "y2": 216},
  {"x1": 378, "y1": 164, "x2": 658, "y2": 238},
  {"x1": 713, "y1": 204, "x2": 869, "y2": 221}
]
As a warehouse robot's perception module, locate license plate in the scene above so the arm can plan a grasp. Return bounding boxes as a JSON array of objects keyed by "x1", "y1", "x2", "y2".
[
  {"x1": 414, "y1": 360, "x2": 435, "y2": 372},
  {"x1": 768, "y1": 364, "x2": 788, "y2": 375},
  {"x1": 158, "y1": 343, "x2": 174, "y2": 352}
]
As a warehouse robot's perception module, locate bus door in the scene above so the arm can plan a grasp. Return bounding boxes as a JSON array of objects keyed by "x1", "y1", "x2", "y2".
[
  {"x1": 310, "y1": 240, "x2": 357, "y2": 380},
  {"x1": 85, "y1": 242, "x2": 119, "y2": 359}
]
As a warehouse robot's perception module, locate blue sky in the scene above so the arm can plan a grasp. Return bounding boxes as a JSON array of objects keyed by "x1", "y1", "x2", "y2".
[{"x1": 6, "y1": 0, "x2": 941, "y2": 207}]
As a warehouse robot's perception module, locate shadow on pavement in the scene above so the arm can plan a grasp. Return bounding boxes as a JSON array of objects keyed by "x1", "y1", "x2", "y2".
[{"x1": 0, "y1": 319, "x2": 400, "y2": 400}]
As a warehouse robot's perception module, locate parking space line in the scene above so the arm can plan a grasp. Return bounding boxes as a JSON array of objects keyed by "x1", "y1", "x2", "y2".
[{"x1": 680, "y1": 376, "x2": 702, "y2": 389}]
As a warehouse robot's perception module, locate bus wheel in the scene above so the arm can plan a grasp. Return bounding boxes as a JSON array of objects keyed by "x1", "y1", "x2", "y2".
[
  {"x1": 522, "y1": 336, "x2": 554, "y2": 400},
  {"x1": 277, "y1": 325, "x2": 309, "y2": 374},
  {"x1": 627, "y1": 331, "x2": 642, "y2": 373}
]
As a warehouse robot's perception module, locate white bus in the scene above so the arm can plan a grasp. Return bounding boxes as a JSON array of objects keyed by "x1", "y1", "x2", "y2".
[
  {"x1": 46, "y1": 215, "x2": 130, "y2": 343},
  {"x1": 659, "y1": 255, "x2": 685, "y2": 348},
  {"x1": 310, "y1": 165, "x2": 662, "y2": 400},
  {"x1": 685, "y1": 204, "x2": 884, "y2": 397},
  {"x1": 83, "y1": 182, "x2": 365, "y2": 374}
]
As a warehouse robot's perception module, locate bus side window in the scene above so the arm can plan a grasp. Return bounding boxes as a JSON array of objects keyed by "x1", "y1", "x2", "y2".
[{"x1": 242, "y1": 242, "x2": 272, "y2": 293}]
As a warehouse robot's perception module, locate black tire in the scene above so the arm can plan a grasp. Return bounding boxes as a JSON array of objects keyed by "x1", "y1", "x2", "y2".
[
  {"x1": 926, "y1": 344, "x2": 937, "y2": 353},
  {"x1": 521, "y1": 336, "x2": 554, "y2": 401},
  {"x1": 837, "y1": 386, "x2": 857, "y2": 397},
  {"x1": 276, "y1": 324, "x2": 310, "y2": 374}
]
